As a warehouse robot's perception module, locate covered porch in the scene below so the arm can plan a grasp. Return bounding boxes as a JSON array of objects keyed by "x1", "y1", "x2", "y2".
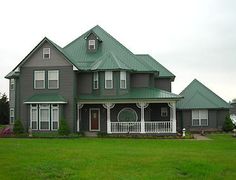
[{"x1": 77, "y1": 88, "x2": 182, "y2": 134}]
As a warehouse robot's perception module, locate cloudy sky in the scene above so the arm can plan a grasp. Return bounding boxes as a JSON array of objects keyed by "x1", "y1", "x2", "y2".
[{"x1": 0, "y1": 0, "x2": 235, "y2": 101}]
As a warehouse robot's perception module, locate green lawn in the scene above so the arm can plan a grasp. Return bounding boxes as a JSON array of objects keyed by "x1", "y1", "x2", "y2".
[{"x1": 0, "y1": 134, "x2": 236, "y2": 180}]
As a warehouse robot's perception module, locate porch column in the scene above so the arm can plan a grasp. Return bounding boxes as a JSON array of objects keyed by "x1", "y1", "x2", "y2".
[
  {"x1": 77, "y1": 103, "x2": 83, "y2": 132},
  {"x1": 168, "y1": 102, "x2": 176, "y2": 133},
  {"x1": 136, "y1": 102, "x2": 149, "y2": 133},
  {"x1": 103, "y1": 103, "x2": 115, "y2": 134}
]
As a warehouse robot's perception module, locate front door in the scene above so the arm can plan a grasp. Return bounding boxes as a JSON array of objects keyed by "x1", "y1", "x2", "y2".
[{"x1": 90, "y1": 109, "x2": 100, "y2": 131}]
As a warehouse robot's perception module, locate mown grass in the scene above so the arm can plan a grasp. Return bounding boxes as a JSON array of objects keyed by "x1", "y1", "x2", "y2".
[{"x1": 0, "y1": 134, "x2": 235, "y2": 179}]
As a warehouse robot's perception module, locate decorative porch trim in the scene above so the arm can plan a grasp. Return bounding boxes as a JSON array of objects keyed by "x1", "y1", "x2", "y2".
[
  {"x1": 103, "y1": 103, "x2": 115, "y2": 134},
  {"x1": 77, "y1": 103, "x2": 84, "y2": 132},
  {"x1": 136, "y1": 102, "x2": 149, "y2": 133}
]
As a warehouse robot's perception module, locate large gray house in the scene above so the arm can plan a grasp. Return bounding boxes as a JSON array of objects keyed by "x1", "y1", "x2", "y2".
[{"x1": 5, "y1": 25, "x2": 230, "y2": 134}]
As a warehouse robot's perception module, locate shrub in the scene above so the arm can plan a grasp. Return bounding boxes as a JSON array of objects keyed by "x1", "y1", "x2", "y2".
[
  {"x1": 13, "y1": 119, "x2": 24, "y2": 134},
  {"x1": 223, "y1": 114, "x2": 234, "y2": 132},
  {"x1": 58, "y1": 118, "x2": 70, "y2": 136}
]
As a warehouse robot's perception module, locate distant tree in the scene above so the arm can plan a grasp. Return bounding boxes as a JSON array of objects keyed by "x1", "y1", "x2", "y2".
[
  {"x1": 223, "y1": 114, "x2": 234, "y2": 132},
  {"x1": 0, "y1": 93, "x2": 9, "y2": 125}
]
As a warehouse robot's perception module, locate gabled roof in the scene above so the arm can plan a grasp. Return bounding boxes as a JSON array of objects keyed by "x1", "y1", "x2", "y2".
[
  {"x1": 5, "y1": 37, "x2": 76, "y2": 79},
  {"x1": 79, "y1": 87, "x2": 182, "y2": 103},
  {"x1": 63, "y1": 25, "x2": 157, "y2": 72},
  {"x1": 177, "y1": 79, "x2": 230, "y2": 109},
  {"x1": 136, "y1": 54, "x2": 175, "y2": 80},
  {"x1": 24, "y1": 93, "x2": 67, "y2": 104}
]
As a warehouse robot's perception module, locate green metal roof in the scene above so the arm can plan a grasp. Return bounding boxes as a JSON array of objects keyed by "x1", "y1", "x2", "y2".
[
  {"x1": 136, "y1": 54, "x2": 175, "y2": 79},
  {"x1": 79, "y1": 88, "x2": 182, "y2": 103},
  {"x1": 91, "y1": 52, "x2": 130, "y2": 71},
  {"x1": 63, "y1": 25, "x2": 158, "y2": 72},
  {"x1": 24, "y1": 93, "x2": 67, "y2": 104},
  {"x1": 176, "y1": 79, "x2": 230, "y2": 109}
]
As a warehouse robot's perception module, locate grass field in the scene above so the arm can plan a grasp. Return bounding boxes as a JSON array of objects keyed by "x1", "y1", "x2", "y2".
[{"x1": 0, "y1": 134, "x2": 235, "y2": 179}]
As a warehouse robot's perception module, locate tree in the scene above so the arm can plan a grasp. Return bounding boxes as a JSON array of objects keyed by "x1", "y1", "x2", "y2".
[
  {"x1": 222, "y1": 114, "x2": 234, "y2": 132},
  {"x1": 0, "y1": 93, "x2": 9, "y2": 125}
]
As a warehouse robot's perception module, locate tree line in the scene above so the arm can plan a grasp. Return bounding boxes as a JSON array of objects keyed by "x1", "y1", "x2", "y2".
[{"x1": 0, "y1": 93, "x2": 9, "y2": 124}]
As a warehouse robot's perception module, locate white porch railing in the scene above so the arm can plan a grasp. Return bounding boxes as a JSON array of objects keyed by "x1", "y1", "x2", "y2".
[
  {"x1": 110, "y1": 121, "x2": 172, "y2": 133},
  {"x1": 145, "y1": 121, "x2": 172, "y2": 133},
  {"x1": 111, "y1": 122, "x2": 141, "y2": 133}
]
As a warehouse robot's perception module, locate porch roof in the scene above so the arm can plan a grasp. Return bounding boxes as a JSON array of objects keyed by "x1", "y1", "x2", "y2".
[
  {"x1": 24, "y1": 93, "x2": 67, "y2": 104},
  {"x1": 78, "y1": 88, "x2": 182, "y2": 103}
]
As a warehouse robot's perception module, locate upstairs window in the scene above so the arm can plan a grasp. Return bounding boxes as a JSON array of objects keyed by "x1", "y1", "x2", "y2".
[
  {"x1": 10, "y1": 79, "x2": 15, "y2": 90},
  {"x1": 192, "y1": 110, "x2": 208, "y2": 126},
  {"x1": 105, "y1": 71, "x2": 113, "y2": 89},
  {"x1": 88, "y1": 40, "x2": 95, "y2": 50},
  {"x1": 161, "y1": 107, "x2": 168, "y2": 117},
  {"x1": 48, "y1": 70, "x2": 59, "y2": 89},
  {"x1": 34, "y1": 71, "x2": 45, "y2": 89},
  {"x1": 120, "y1": 71, "x2": 127, "y2": 89},
  {"x1": 43, "y1": 48, "x2": 50, "y2": 59},
  {"x1": 93, "y1": 72, "x2": 99, "y2": 89}
]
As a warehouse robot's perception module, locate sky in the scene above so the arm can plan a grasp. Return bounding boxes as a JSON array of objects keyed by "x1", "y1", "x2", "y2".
[{"x1": 0, "y1": 0, "x2": 235, "y2": 102}]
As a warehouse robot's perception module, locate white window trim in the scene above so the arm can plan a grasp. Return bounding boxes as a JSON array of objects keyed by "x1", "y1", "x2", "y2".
[
  {"x1": 48, "y1": 70, "x2": 59, "y2": 89},
  {"x1": 120, "y1": 71, "x2": 127, "y2": 89},
  {"x1": 89, "y1": 108, "x2": 100, "y2": 131},
  {"x1": 51, "y1": 104, "x2": 59, "y2": 131},
  {"x1": 10, "y1": 108, "x2": 15, "y2": 124},
  {"x1": 39, "y1": 104, "x2": 50, "y2": 130},
  {"x1": 43, "y1": 48, "x2": 50, "y2": 59},
  {"x1": 117, "y1": 108, "x2": 138, "y2": 122},
  {"x1": 192, "y1": 110, "x2": 208, "y2": 126},
  {"x1": 10, "y1": 79, "x2": 15, "y2": 90},
  {"x1": 161, "y1": 107, "x2": 168, "y2": 117},
  {"x1": 30, "y1": 105, "x2": 38, "y2": 130},
  {"x1": 88, "y1": 40, "x2": 95, "y2": 50},
  {"x1": 105, "y1": 71, "x2": 113, "y2": 89},
  {"x1": 93, "y1": 72, "x2": 99, "y2": 89},
  {"x1": 34, "y1": 70, "x2": 45, "y2": 89}
]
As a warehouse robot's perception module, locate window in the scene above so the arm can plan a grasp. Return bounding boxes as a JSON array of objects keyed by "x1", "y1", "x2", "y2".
[
  {"x1": 88, "y1": 40, "x2": 95, "y2": 50},
  {"x1": 105, "y1": 71, "x2": 113, "y2": 89},
  {"x1": 34, "y1": 71, "x2": 45, "y2": 89},
  {"x1": 120, "y1": 71, "x2": 126, "y2": 89},
  {"x1": 48, "y1": 70, "x2": 59, "y2": 89},
  {"x1": 192, "y1": 110, "x2": 208, "y2": 126},
  {"x1": 30, "y1": 105, "x2": 38, "y2": 130},
  {"x1": 39, "y1": 104, "x2": 50, "y2": 130},
  {"x1": 30, "y1": 104, "x2": 60, "y2": 131},
  {"x1": 51, "y1": 104, "x2": 59, "y2": 130},
  {"x1": 10, "y1": 79, "x2": 15, "y2": 90},
  {"x1": 93, "y1": 72, "x2": 99, "y2": 89},
  {"x1": 161, "y1": 107, "x2": 168, "y2": 117},
  {"x1": 10, "y1": 108, "x2": 14, "y2": 124},
  {"x1": 118, "y1": 108, "x2": 138, "y2": 122},
  {"x1": 43, "y1": 48, "x2": 50, "y2": 59}
]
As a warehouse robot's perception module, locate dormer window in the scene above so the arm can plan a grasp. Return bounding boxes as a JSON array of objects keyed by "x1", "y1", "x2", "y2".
[
  {"x1": 88, "y1": 40, "x2": 95, "y2": 50},
  {"x1": 43, "y1": 48, "x2": 50, "y2": 59}
]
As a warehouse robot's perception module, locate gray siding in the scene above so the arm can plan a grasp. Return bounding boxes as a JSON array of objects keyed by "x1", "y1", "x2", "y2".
[
  {"x1": 180, "y1": 109, "x2": 229, "y2": 132},
  {"x1": 130, "y1": 73, "x2": 150, "y2": 88},
  {"x1": 23, "y1": 42, "x2": 72, "y2": 67},
  {"x1": 77, "y1": 72, "x2": 92, "y2": 94},
  {"x1": 155, "y1": 78, "x2": 172, "y2": 92},
  {"x1": 19, "y1": 66, "x2": 75, "y2": 132}
]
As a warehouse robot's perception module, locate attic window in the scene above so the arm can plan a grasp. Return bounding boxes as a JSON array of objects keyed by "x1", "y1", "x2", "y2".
[
  {"x1": 43, "y1": 48, "x2": 50, "y2": 59},
  {"x1": 88, "y1": 40, "x2": 95, "y2": 50}
]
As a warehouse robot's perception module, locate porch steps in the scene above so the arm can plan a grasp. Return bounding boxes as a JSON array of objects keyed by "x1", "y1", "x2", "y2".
[{"x1": 84, "y1": 131, "x2": 98, "y2": 137}]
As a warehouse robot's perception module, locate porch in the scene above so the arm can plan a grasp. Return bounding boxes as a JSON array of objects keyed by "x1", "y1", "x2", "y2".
[{"x1": 77, "y1": 102, "x2": 177, "y2": 134}]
